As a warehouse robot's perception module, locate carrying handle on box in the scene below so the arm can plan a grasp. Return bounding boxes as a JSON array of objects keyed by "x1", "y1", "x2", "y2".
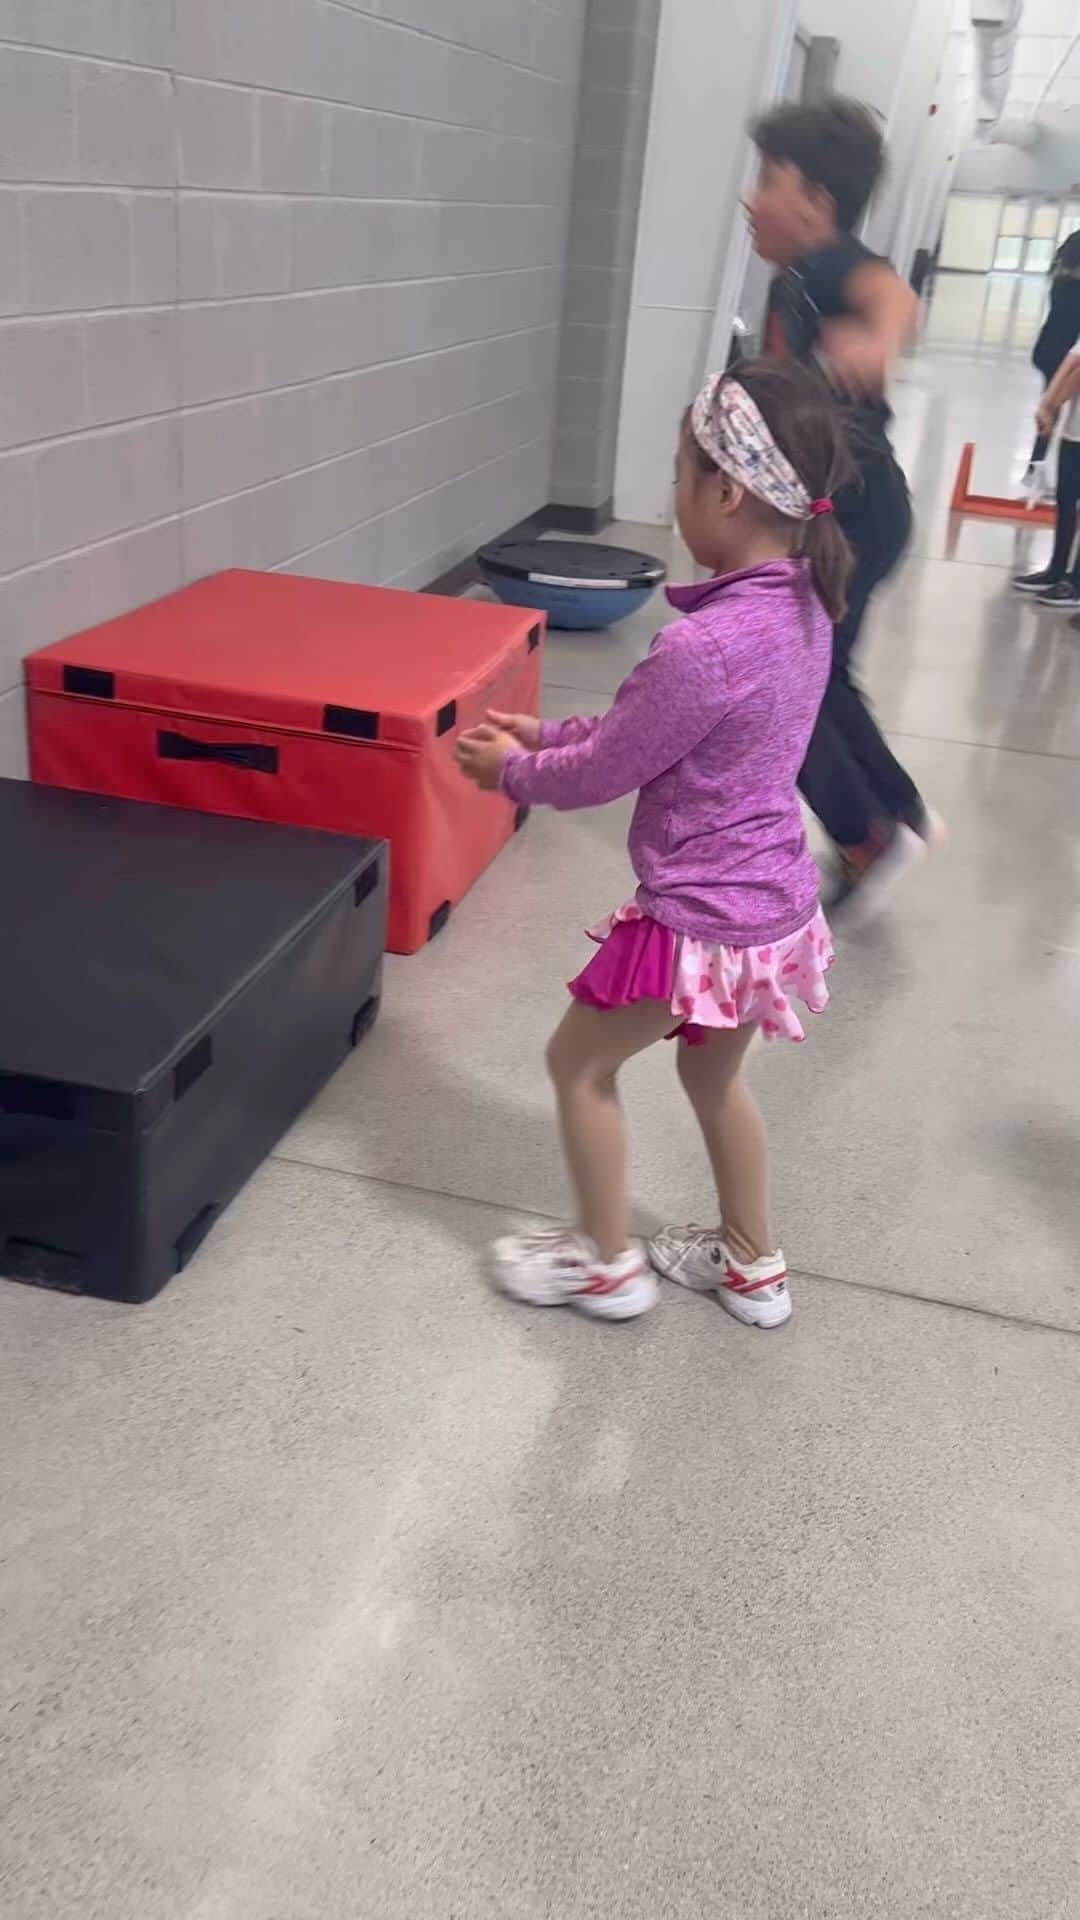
[{"x1": 157, "y1": 730, "x2": 278, "y2": 775}]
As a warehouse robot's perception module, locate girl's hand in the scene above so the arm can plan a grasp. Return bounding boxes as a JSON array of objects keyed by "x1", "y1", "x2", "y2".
[
  {"x1": 485, "y1": 709, "x2": 541, "y2": 750},
  {"x1": 454, "y1": 723, "x2": 519, "y2": 791},
  {"x1": 1036, "y1": 398, "x2": 1058, "y2": 436}
]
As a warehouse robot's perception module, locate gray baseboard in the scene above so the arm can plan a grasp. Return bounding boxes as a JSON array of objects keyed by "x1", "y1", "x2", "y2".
[
  {"x1": 542, "y1": 498, "x2": 614, "y2": 535},
  {"x1": 422, "y1": 499, "x2": 615, "y2": 598}
]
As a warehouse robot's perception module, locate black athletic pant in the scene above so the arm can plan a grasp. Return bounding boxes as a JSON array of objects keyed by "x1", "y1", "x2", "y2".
[
  {"x1": 798, "y1": 453, "x2": 921, "y2": 850},
  {"x1": 1050, "y1": 438, "x2": 1080, "y2": 580}
]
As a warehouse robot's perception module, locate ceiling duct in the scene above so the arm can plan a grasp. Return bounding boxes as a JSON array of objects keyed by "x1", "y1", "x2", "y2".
[
  {"x1": 971, "y1": 0, "x2": 1023, "y2": 128},
  {"x1": 984, "y1": 116, "x2": 1040, "y2": 147}
]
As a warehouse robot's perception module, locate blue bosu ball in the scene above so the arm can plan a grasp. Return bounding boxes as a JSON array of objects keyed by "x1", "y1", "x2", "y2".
[{"x1": 477, "y1": 538, "x2": 667, "y2": 631}]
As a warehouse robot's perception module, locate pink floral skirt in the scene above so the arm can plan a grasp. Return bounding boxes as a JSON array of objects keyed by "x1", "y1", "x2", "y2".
[{"x1": 568, "y1": 900, "x2": 833, "y2": 1044}]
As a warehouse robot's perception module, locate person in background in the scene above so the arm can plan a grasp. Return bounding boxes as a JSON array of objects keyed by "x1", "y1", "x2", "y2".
[
  {"x1": 1014, "y1": 334, "x2": 1080, "y2": 608},
  {"x1": 1025, "y1": 231, "x2": 1080, "y2": 481},
  {"x1": 455, "y1": 360, "x2": 851, "y2": 1329},
  {"x1": 746, "y1": 98, "x2": 942, "y2": 928}
]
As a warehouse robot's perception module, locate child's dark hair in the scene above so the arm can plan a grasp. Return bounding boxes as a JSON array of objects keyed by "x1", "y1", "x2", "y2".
[
  {"x1": 684, "y1": 359, "x2": 855, "y2": 623},
  {"x1": 751, "y1": 97, "x2": 884, "y2": 233}
]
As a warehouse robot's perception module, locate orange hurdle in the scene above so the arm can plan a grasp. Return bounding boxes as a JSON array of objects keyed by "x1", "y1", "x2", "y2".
[{"x1": 949, "y1": 442, "x2": 1056, "y2": 527}]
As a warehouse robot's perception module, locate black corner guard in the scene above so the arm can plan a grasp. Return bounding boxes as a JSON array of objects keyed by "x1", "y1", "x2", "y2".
[
  {"x1": 1, "y1": 1237, "x2": 84, "y2": 1291},
  {"x1": 62, "y1": 666, "x2": 115, "y2": 699},
  {"x1": 350, "y1": 997, "x2": 380, "y2": 1047},
  {"x1": 354, "y1": 865, "x2": 379, "y2": 907},
  {"x1": 173, "y1": 1035, "x2": 213, "y2": 1102},
  {"x1": 174, "y1": 1204, "x2": 219, "y2": 1273},
  {"x1": 324, "y1": 704, "x2": 379, "y2": 740}
]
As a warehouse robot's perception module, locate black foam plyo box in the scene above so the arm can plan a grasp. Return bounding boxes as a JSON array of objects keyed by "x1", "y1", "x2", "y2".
[{"x1": 0, "y1": 779, "x2": 386, "y2": 1303}]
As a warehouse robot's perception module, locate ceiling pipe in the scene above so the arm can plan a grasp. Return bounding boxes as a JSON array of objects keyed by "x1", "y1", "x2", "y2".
[
  {"x1": 983, "y1": 116, "x2": 1040, "y2": 147},
  {"x1": 970, "y1": 0, "x2": 1023, "y2": 128},
  {"x1": 1032, "y1": 25, "x2": 1080, "y2": 121}
]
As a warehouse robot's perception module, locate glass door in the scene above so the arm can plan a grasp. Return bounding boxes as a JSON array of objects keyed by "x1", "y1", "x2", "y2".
[
  {"x1": 992, "y1": 199, "x2": 1028, "y2": 271},
  {"x1": 1024, "y1": 203, "x2": 1061, "y2": 274},
  {"x1": 991, "y1": 200, "x2": 1079, "y2": 274}
]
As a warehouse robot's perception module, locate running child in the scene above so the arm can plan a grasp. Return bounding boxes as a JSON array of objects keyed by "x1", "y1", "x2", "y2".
[
  {"x1": 747, "y1": 96, "x2": 939, "y2": 925},
  {"x1": 455, "y1": 360, "x2": 852, "y2": 1327}
]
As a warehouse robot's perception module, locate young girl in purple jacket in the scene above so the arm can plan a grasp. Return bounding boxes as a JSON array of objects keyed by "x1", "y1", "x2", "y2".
[{"x1": 456, "y1": 360, "x2": 852, "y2": 1328}]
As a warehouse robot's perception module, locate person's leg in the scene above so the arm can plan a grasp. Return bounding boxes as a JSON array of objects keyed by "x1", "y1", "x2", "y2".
[
  {"x1": 828, "y1": 468, "x2": 923, "y2": 827},
  {"x1": 674, "y1": 1025, "x2": 770, "y2": 1263},
  {"x1": 797, "y1": 558, "x2": 884, "y2": 848},
  {"x1": 1052, "y1": 440, "x2": 1080, "y2": 577},
  {"x1": 799, "y1": 461, "x2": 921, "y2": 845},
  {"x1": 545, "y1": 997, "x2": 678, "y2": 1262},
  {"x1": 649, "y1": 1025, "x2": 793, "y2": 1329},
  {"x1": 1015, "y1": 437, "x2": 1078, "y2": 590},
  {"x1": 820, "y1": 607, "x2": 924, "y2": 831},
  {"x1": 799, "y1": 464, "x2": 936, "y2": 922}
]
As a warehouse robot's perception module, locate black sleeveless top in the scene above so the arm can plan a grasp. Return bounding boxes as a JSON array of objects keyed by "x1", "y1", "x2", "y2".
[{"x1": 765, "y1": 234, "x2": 895, "y2": 467}]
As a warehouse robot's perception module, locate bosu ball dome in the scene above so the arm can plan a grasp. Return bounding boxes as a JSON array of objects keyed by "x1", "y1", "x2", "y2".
[{"x1": 477, "y1": 537, "x2": 667, "y2": 631}]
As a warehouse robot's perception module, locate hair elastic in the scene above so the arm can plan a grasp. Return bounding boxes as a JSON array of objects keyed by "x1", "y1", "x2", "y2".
[{"x1": 808, "y1": 499, "x2": 834, "y2": 517}]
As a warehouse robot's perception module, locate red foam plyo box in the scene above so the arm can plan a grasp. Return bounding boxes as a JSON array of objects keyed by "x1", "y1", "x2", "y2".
[{"x1": 27, "y1": 570, "x2": 545, "y2": 954}]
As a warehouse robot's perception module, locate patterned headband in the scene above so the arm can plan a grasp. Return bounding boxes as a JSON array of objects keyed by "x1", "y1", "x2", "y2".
[{"x1": 690, "y1": 374, "x2": 829, "y2": 522}]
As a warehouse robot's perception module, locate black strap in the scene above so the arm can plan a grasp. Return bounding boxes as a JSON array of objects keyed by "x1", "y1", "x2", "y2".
[{"x1": 157, "y1": 730, "x2": 278, "y2": 774}]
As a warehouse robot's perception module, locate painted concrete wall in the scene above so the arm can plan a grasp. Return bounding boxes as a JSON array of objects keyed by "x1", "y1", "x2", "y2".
[
  {"x1": 797, "y1": 0, "x2": 914, "y2": 120},
  {"x1": 613, "y1": 0, "x2": 796, "y2": 525},
  {"x1": 0, "y1": 0, "x2": 588, "y2": 775},
  {"x1": 865, "y1": 0, "x2": 955, "y2": 268}
]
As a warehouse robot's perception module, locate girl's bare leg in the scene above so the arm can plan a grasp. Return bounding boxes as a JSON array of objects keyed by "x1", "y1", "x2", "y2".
[
  {"x1": 676, "y1": 1027, "x2": 774, "y2": 1262},
  {"x1": 546, "y1": 998, "x2": 677, "y2": 1262}
]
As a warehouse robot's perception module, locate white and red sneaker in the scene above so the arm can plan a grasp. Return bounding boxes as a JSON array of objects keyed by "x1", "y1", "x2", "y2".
[
  {"x1": 647, "y1": 1225, "x2": 792, "y2": 1329},
  {"x1": 492, "y1": 1228, "x2": 658, "y2": 1322}
]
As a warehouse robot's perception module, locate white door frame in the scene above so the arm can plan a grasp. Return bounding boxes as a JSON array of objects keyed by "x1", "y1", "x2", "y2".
[{"x1": 701, "y1": 0, "x2": 802, "y2": 380}]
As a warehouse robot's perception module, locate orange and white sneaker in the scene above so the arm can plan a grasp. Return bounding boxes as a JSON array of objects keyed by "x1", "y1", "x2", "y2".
[
  {"x1": 492, "y1": 1228, "x2": 658, "y2": 1322},
  {"x1": 647, "y1": 1225, "x2": 792, "y2": 1329}
]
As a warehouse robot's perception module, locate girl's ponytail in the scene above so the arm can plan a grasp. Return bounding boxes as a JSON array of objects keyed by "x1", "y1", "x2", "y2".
[{"x1": 802, "y1": 507, "x2": 852, "y2": 625}]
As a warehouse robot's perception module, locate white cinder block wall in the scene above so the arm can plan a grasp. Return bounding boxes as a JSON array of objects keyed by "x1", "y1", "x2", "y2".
[{"x1": 0, "y1": 0, "x2": 587, "y2": 776}]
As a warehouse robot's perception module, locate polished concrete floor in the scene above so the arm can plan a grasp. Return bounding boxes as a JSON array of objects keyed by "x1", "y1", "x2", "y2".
[{"x1": 4, "y1": 277, "x2": 1080, "y2": 1919}]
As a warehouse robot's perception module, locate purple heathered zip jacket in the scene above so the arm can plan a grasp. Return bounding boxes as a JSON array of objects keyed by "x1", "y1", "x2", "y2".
[{"x1": 499, "y1": 557, "x2": 831, "y2": 947}]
